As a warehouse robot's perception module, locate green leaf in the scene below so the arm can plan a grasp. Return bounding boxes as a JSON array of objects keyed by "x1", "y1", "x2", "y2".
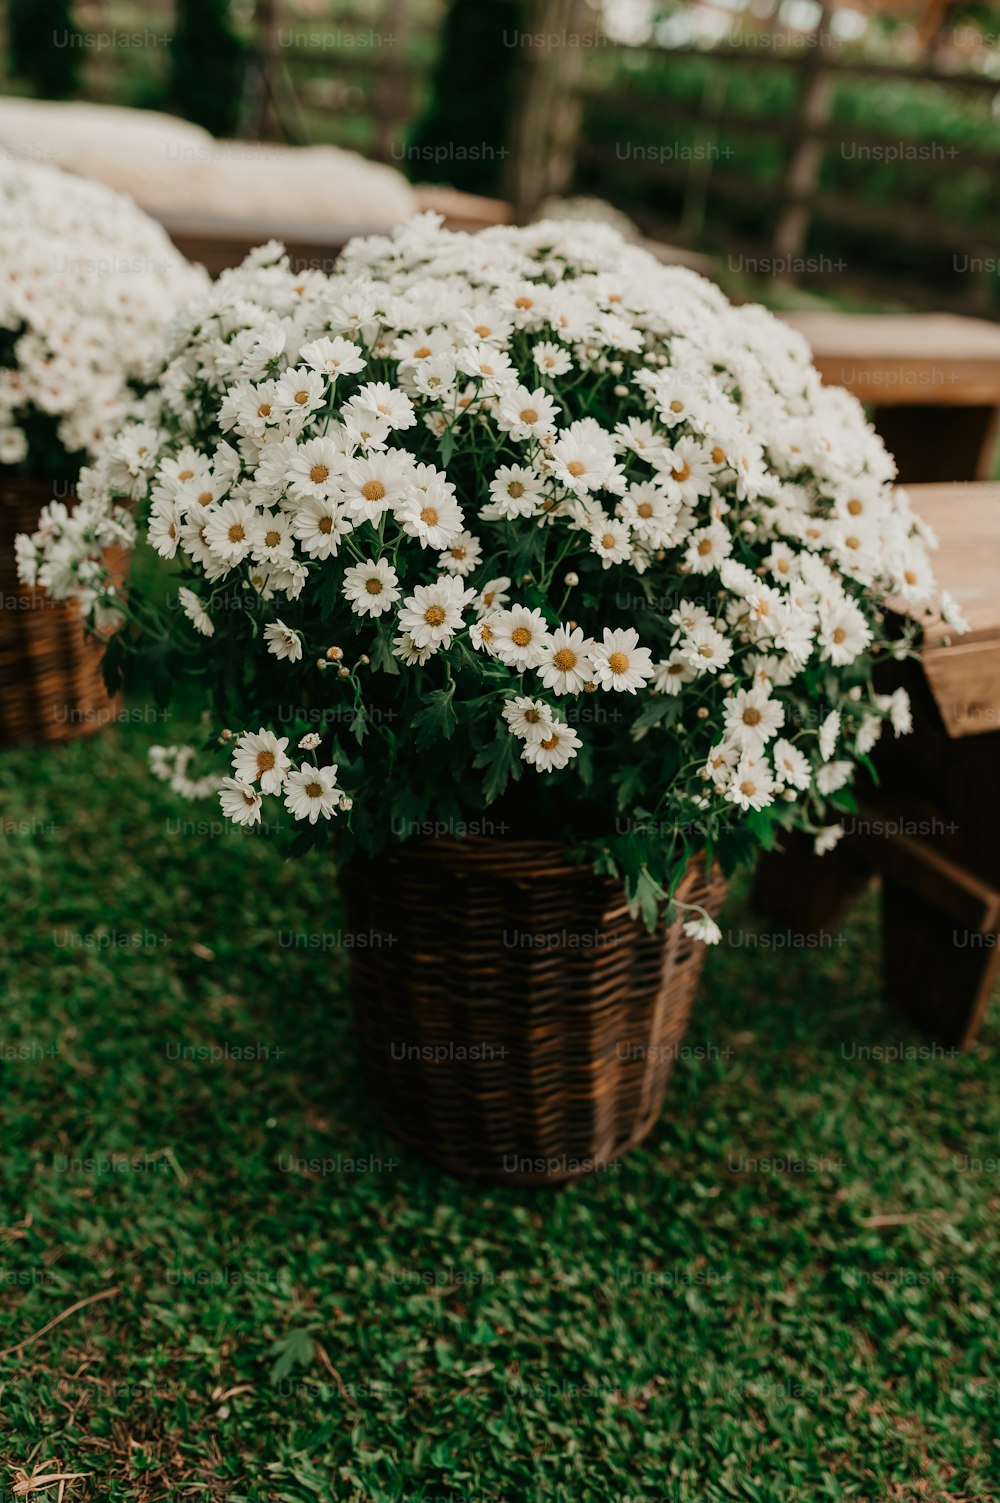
[
  {"x1": 411, "y1": 685, "x2": 457, "y2": 751},
  {"x1": 473, "y1": 726, "x2": 519, "y2": 804},
  {"x1": 269, "y1": 1328, "x2": 315, "y2": 1384}
]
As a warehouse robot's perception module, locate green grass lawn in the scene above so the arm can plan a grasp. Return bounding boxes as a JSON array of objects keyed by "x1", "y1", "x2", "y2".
[{"x1": 1, "y1": 716, "x2": 998, "y2": 1503}]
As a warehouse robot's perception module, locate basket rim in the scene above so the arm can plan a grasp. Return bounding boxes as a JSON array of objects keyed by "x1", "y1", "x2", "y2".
[{"x1": 347, "y1": 834, "x2": 717, "y2": 890}]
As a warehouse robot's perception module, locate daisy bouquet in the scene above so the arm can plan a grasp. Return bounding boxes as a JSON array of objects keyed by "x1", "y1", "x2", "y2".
[
  {"x1": 17, "y1": 217, "x2": 964, "y2": 928},
  {"x1": 0, "y1": 158, "x2": 207, "y2": 480}
]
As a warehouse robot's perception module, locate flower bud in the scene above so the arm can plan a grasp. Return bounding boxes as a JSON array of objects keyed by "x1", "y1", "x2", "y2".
[{"x1": 564, "y1": 572, "x2": 579, "y2": 587}]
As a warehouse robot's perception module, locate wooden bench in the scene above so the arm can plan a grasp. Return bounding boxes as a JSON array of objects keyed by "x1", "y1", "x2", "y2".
[
  {"x1": 781, "y1": 313, "x2": 1000, "y2": 483},
  {"x1": 161, "y1": 189, "x2": 514, "y2": 277},
  {"x1": 754, "y1": 483, "x2": 1000, "y2": 1047}
]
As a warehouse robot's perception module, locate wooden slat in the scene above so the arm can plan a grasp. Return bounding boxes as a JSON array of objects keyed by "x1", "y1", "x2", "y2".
[
  {"x1": 850, "y1": 800, "x2": 1000, "y2": 933},
  {"x1": 893, "y1": 483, "x2": 1000, "y2": 739},
  {"x1": 783, "y1": 314, "x2": 1000, "y2": 407}
]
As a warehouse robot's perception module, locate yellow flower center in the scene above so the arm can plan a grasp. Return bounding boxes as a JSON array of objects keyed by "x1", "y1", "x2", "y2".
[
  {"x1": 553, "y1": 647, "x2": 577, "y2": 672},
  {"x1": 512, "y1": 626, "x2": 532, "y2": 648},
  {"x1": 743, "y1": 707, "x2": 762, "y2": 726},
  {"x1": 257, "y1": 749, "x2": 275, "y2": 774},
  {"x1": 424, "y1": 605, "x2": 446, "y2": 627},
  {"x1": 567, "y1": 460, "x2": 586, "y2": 477},
  {"x1": 608, "y1": 652, "x2": 628, "y2": 675},
  {"x1": 310, "y1": 464, "x2": 329, "y2": 484},
  {"x1": 228, "y1": 524, "x2": 245, "y2": 543},
  {"x1": 362, "y1": 481, "x2": 386, "y2": 503}
]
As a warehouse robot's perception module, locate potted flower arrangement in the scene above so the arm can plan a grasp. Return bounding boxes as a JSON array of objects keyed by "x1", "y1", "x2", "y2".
[
  {"x1": 19, "y1": 217, "x2": 962, "y2": 1180},
  {"x1": 1, "y1": 157, "x2": 206, "y2": 747}
]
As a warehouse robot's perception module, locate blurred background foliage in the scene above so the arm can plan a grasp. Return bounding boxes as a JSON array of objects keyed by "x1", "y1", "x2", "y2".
[{"x1": 1, "y1": 0, "x2": 998, "y2": 312}]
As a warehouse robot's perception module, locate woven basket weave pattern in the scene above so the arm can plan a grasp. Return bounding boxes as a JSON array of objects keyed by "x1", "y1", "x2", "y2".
[
  {"x1": 344, "y1": 839, "x2": 727, "y2": 1183},
  {"x1": 0, "y1": 477, "x2": 120, "y2": 749}
]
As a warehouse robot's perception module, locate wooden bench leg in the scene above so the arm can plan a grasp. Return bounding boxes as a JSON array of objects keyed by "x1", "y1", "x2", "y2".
[
  {"x1": 752, "y1": 833, "x2": 871, "y2": 935},
  {"x1": 873, "y1": 405, "x2": 999, "y2": 484},
  {"x1": 882, "y1": 876, "x2": 1000, "y2": 1048}
]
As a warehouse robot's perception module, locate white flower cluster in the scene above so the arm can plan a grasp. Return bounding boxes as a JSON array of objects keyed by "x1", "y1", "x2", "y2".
[
  {"x1": 17, "y1": 216, "x2": 964, "y2": 839},
  {"x1": 0, "y1": 158, "x2": 207, "y2": 470}
]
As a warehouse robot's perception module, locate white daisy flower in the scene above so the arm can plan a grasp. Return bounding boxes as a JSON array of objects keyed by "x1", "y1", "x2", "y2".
[
  {"x1": 550, "y1": 421, "x2": 620, "y2": 495},
  {"x1": 492, "y1": 605, "x2": 551, "y2": 670},
  {"x1": 682, "y1": 915, "x2": 722, "y2": 945},
  {"x1": 532, "y1": 340, "x2": 573, "y2": 377},
  {"x1": 652, "y1": 651, "x2": 696, "y2": 695},
  {"x1": 284, "y1": 764, "x2": 340, "y2": 824},
  {"x1": 350, "y1": 380, "x2": 416, "y2": 431},
  {"x1": 231, "y1": 729, "x2": 291, "y2": 794},
  {"x1": 438, "y1": 531, "x2": 483, "y2": 577},
  {"x1": 855, "y1": 713, "x2": 883, "y2": 757},
  {"x1": 470, "y1": 613, "x2": 500, "y2": 654},
  {"x1": 771, "y1": 738, "x2": 811, "y2": 791},
  {"x1": 683, "y1": 623, "x2": 733, "y2": 675},
  {"x1": 815, "y1": 761, "x2": 853, "y2": 796},
  {"x1": 473, "y1": 576, "x2": 511, "y2": 616},
  {"x1": 342, "y1": 452, "x2": 412, "y2": 523},
  {"x1": 263, "y1": 619, "x2": 303, "y2": 663},
  {"x1": 178, "y1": 587, "x2": 214, "y2": 638},
  {"x1": 818, "y1": 710, "x2": 841, "y2": 761},
  {"x1": 723, "y1": 686, "x2": 785, "y2": 754},
  {"x1": 393, "y1": 630, "x2": 435, "y2": 666},
  {"x1": 726, "y1": 758, "x2": 776, "y2": 813},
  {"x1": 590, "y1": 519, "x2": 632, "y2": 569},
  {"x1": 274, "y1": 366, "x2": 326, "y2": 419},
  {"x1": 496, "y1": 385, "x2": 561, "y2": 442},
  {"x1": 521, "y1": 721, "x2": 582, "y2": 771},
  {"x1": 342, "y1": 558, "x2": 400, "y2": 618},
  {"x1": 814, "y1": 824, "x2": 845, "y2": 856},
  {"x1": 878, "y1": 687, "x2": 912, "y2": 738},
  {"x1": 818, "y1": 602, "x2": 871, "y2": 667},
  {"x1": 298, "y1": 334, "x2": 366, "y2": 380},
  {"x1": 204, "y1": 498, "x2": 258, "y2": 565},
  {"x1": 502, "y1": 696, "x2": 555, "y2": 743},
  {"x1": 219, "y1": 776, "x2": 263, "y2": 828},
  {"x1": 684, "y1": 523, "x2": 732, "y2": 576},
  {"x1": 704, "y1": 741, "x2": 739, "y2": 790},
  {"x1": 298, "y1": 731, "x2": 322, "y2": 751},
  {"x1": 250, "y1": 511, "x2": 295, "y2": 567},
  {"x1": 397, "y1": 484, "x2": 465, "y2": 549},
  {"x1": 291, "y1": 496, "x2": 353, "y2": 560},
  {"x1": 487, "y1": 465, "x2": 544, "y2": 520},
  {"x1": 620, "y1": 483, "x2": 679, "y2": 547},
  {"x1": 398, "y1": 576, "x2": 474, "y2": 650},
  {"x1": 286, "y1": 437, "x2": 349, "y2": 501},
  {"x1": 590, "y1": 627, "x2": 655, "y2": 694},
  {"x1": 536, "y1": 626, "x2": 594, "y2": 695}
]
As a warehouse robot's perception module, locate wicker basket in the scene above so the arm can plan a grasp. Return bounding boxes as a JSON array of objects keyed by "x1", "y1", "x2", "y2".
[
  {"x1": 343, "y1": 838, "x2": 727, "y2": 1184},
  {"x1": 0, "y1": 477, "x2": 121, "y2": 750}
]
